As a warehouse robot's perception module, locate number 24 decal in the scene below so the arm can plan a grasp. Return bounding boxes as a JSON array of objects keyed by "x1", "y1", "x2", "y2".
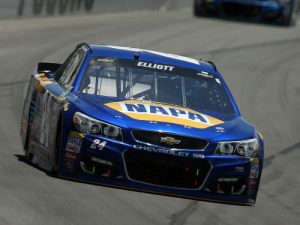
[{"x1": 90, "y1": 139, "x2": 107, "y2": 151}]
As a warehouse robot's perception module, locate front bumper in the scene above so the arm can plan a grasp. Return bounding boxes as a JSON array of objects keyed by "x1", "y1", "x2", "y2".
[{"x1": 59, "y1": 132, "x2": 262, "y2": 205}]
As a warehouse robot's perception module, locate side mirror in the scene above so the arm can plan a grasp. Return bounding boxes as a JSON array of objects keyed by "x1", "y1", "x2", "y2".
[{"x1": 37, "y1": 62, "x2": 61, "y2": 74}]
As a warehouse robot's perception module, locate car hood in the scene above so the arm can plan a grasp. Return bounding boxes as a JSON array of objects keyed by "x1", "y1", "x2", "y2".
[{"x1": 74, "y1": 94, "x2": 256, "y2": 141}]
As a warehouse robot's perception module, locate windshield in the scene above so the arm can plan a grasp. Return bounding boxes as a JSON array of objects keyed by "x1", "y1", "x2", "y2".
[{"x1": 79, "y1": 57, "x2": 236, "y2": 115}]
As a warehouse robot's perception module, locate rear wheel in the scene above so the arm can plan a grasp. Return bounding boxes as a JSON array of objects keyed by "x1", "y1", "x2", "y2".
[
  {"x1": 24, "y1": 107, "x2": 33, "y2": 163},
  {"x1": 24, "y1": 129, "x2": 35, "y2": 165},
  {"x1": 52, "y1": 126, "x2": 62, "y2": 176},
  {"x1": 25, "y1": 148, "x2": 33, "y2": 163}
]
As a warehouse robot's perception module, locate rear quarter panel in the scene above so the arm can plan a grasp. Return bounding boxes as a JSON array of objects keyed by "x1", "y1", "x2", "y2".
[{"x1": 20, "y1": 75, "x2": 40, "y2": 148}]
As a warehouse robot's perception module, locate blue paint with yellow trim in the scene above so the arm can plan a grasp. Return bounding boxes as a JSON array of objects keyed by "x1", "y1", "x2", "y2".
[{"x1": 20, "y1": 44, "x2": 264, "y2": 205}]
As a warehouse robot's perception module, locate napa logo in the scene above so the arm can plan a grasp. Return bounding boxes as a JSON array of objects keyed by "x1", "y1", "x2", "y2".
[{"x1": 105, "y1": 100, "x2": 224, "y2": 129}]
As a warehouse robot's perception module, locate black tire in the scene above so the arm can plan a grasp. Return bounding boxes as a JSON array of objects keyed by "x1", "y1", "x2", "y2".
[
  {"x1": 194, "y1": 0, "x2": 207, "y2": 16},
  {"x1": 52, "y1": 126, "x2": 62, "y2": 176},
  {"x1": 25, "y1": 149, "x2": 33, "y2": 163},
  {"x1": 24, "y1": 128, "x2": 34, "y2": 165},
  {"x1": 24, "y1": 107, "x2": 33, "y2": 163},
  {"x1": 24, "y1": 130, "x2": 31, "y2": 162}
]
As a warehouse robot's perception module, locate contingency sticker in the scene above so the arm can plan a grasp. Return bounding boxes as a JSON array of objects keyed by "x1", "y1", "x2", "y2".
[
  {"x1": 35, "y1": 73, "x2": 53, "y2": 93},
  {"x1": 105, "y1": 100, "x2": 224, "y2": 129},
  {"x1": 65, "y1": 131, "x2": 83, "y2": 154}
]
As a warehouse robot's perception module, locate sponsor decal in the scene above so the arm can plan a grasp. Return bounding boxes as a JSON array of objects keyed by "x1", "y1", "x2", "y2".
[
  {"x1": 192, "y1": 153, "x2": 205, "y2": 158},
  {"x1": 66, "y1": 145, "x2": 80, "y2": 153},
  {"x1": 65, "y1": 131, "x2": 83, "y2": 154},
  {"x1": 215, "y1": 126, "x2": 225, "y2": 133},
  {"x1": 235, "y1": 166, "x2": 245, "y2": 173},
  {"x1": 250, "y1": 158, "x2": 259, "y2": 164},
  {"x1": 249, "y1": 164, "x2": 260, "y2": 179},
  {"x1": 69, "y1": 131, "x2": 84, "y2": 138},
  {"x1": 68, "y1": 136, "x2": 82, "y2": 146},
  {"x1": 105, "y1": 100, "x2": 224, "y2": 129},
  {"x1": 248, "y1": 158, "x2": 260, "y2": 195},
  {"x1": 90, "y1": 139, "x2": 107, "y2": 151},
  {"x1": 64, "y1": 159, "x2": 74, "y2": 171},
  {"x1": 35, "y1": 73, "x2": 52, "y2": 93},
  {"x1": 65, "y1": 151, "x2": 77, "y2": 160},
  {"x1": 97, "y1": 58, "x2": 115, "y2": 63},
  {"x1": 133, "y1": 145, "x2": 204, "y2": 159},
  {"x1": 137, "y1": 61, "x2": 174, "y2": 72},
  {"x1": 91, "y1": 157, "x2": 113, "y2": 166},
  {"x1": 64, "y1": 103, "x2": 69, "y2": 111}
]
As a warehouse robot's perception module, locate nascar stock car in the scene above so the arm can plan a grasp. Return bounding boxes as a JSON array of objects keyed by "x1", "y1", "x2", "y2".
[
  {"x1": 194, "y1": 0, "x2": 300, "y2": 26},
  {"x1": 20, "y1": 43, "x2": 264, "y2": 205}
]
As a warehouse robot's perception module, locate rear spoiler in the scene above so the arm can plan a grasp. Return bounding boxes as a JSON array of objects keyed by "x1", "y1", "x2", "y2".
[{"x1": 37, "y1": 62, "x2": 61, "y2": 73}]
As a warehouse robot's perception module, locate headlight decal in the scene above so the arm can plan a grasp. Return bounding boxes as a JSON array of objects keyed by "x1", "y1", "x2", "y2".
[
  {"x1": 73, "y1": 112, "x2": 123, "y2": 141},
  {"x1": 215, "y1": 138, "x2": 259, "y2": 157}
]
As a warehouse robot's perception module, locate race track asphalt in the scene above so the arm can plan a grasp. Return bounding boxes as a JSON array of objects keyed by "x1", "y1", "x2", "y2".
[{"x1": 0, "y1": 8, "x2": 300, "y2": 225}]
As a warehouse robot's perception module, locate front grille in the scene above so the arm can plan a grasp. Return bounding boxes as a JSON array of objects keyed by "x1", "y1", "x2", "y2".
[
  {"x1": 124, "y1": 149, "x2": 211, "y2": 189},
  {"x1": 132, "y1": 130, "x2": 208, "y2": 149}
]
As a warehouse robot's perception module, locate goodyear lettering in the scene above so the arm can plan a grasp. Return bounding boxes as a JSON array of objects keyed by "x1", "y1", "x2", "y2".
[
  {"x1": 124, "y1": 103, "x2": 209, "y2": 124},
  {"x1": 137, "y1": 61, "x2": 174, "y2": 72}
]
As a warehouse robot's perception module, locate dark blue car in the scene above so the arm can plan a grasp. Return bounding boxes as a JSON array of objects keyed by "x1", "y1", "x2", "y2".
[
  {"x1": 20, "y1": 43, "x2": 264, "y2": 205},
  {"x1": 194, "y1": 0, "x2": 300, "y2": 26}
]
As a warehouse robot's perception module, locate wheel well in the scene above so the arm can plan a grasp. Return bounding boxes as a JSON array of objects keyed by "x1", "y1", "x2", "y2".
[{"x1": 23, "y1": 95, "x2": 37, "y2": 151}]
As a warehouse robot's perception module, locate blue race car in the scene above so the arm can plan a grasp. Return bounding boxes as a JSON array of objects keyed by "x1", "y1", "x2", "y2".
[
  {"x1": 20, "y1": 43, "x2": 264, "y2": 205},
  {"x1": 194, "y1": 0, "x2": 300, "y2": 26}
]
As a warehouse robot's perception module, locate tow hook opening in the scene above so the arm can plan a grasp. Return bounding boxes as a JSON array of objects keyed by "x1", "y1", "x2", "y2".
[{"x1": 204, "y1": 177, "x2": 247, "y2": 195}]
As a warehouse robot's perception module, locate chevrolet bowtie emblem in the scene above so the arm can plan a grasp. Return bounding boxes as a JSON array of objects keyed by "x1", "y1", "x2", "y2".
[{"x1": 160, "y1": 137, "x2": 181, "y2": 145}]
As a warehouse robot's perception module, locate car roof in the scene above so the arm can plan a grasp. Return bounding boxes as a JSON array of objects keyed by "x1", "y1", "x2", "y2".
[{"x1": 88, "y1": 44, "x2": 218, "y2": 75}]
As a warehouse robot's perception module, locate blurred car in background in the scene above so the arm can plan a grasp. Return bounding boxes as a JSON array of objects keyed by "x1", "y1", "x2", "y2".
[{"x1": 194, "y1": 0, "x2": 300, "y2": 26}]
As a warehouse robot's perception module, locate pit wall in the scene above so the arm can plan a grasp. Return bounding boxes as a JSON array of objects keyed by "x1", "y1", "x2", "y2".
[{"x1": 0, "y1": 0, "x2": 193, "y2": 19}]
